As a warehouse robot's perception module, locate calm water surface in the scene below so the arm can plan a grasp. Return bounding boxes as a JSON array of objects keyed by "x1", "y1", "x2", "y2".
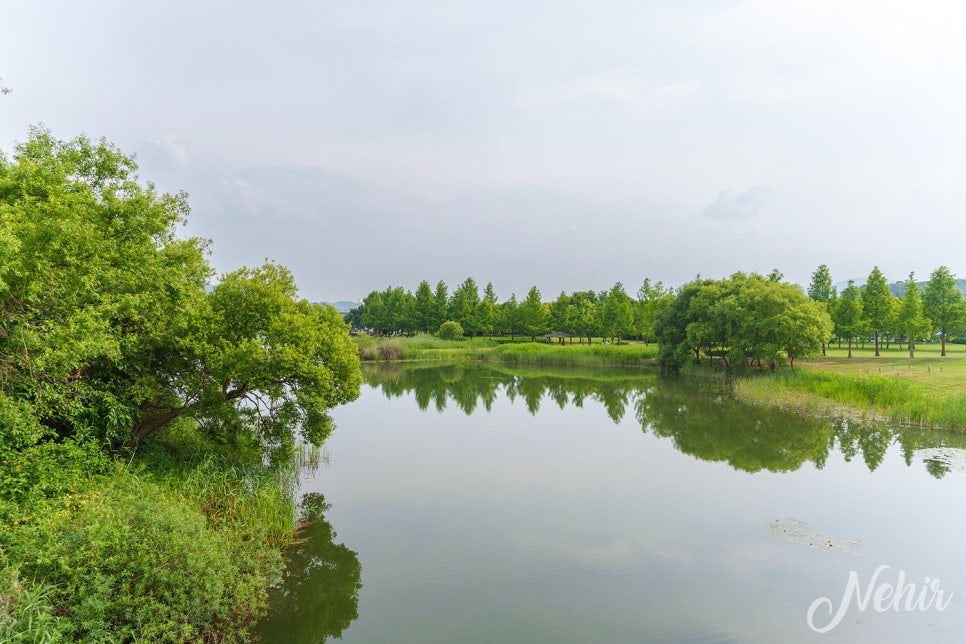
[{"x1": 258, "y1": 362, "x2": 966, "y2": 643}]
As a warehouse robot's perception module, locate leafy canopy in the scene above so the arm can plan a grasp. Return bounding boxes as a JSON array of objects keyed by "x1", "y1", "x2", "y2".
[{"x1": 0, "y1": 128, "x2": 360, "y2": 464}]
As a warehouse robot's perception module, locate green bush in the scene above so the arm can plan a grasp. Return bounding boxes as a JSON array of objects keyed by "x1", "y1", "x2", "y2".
[
  {"x1": 8, "y1": 470, "x2": 265, "y2": 641},
  {"x1": 0, "y1": 435, "x2": 296, "y2": 643},
  {"x1": 438, "y1": 321, "x2": 465, "y2": 341}
]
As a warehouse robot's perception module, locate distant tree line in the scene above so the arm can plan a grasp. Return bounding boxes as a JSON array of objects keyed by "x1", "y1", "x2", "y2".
[
  {"x1": 347, "y1": 265, "x2": 966, "y2": 369},
  {"x1": 345, "y1": 278, "x2": 672, "y2": 345},
  {"x1": 806, "y1": 265, "x2": 966, "y2": 358}
]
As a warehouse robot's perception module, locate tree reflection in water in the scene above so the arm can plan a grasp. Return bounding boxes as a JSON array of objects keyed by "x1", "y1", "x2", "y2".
[
  {"x1": 364, "y1": 362, "x2": 966, "y2": 478},
  {"x1": 256, "y1": 493, "x2": 362, "y2": 643}
]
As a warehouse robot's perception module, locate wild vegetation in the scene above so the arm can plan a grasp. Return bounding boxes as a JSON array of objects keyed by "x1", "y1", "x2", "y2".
[
  {"x1": 355, "y1": 334, "x2": 658, "y2": 367},
  {"x1": 347, "y1": 278, "x2": 669, "y2": 344},
  {"x1": 0, "y1": 130, "x2": 361, "y2": 640},
  {"x1": 348, "y1": 265, "x2": 965, "y2": 365},
  {"x1": 351, "y1": 264, "x2": 966, "y2": 430}
]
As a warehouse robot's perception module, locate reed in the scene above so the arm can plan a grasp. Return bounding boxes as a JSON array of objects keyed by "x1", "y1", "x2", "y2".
[{"x1": 734, "y1": 367, "x2": 966, "y2": 430}]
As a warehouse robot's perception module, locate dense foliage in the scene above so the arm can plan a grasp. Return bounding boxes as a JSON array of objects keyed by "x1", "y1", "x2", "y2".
[
  {"x1": 350, "y1": 267, "x2": 965, "y2": 364},
  {"x1": 653, "y1": 272, "x2": 833, "y2": 371},
  {"x1": 0, "y1": 128, "x2": 361, "y2": 462},
  {"x1": 0, "y1": 129, "x2": 361, "y2": 640},
  {"x1": 347, "y1": 278, "x2": 669, "y2": 344}
]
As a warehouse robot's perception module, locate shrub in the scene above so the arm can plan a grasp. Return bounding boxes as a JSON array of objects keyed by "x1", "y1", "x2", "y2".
[
  {"x1": 438, "y1": 321, "x2": 465, "y2": 341},
  {"x1": 1, "y1": 450, "x2": 293, "y2": 642}
]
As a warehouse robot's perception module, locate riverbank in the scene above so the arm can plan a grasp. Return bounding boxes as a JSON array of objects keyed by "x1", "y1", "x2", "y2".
[
  {"x1": 354, "y1": 335, "x2": 966, "y2": 431},
  {"x1": 354, "y1": 333, "x2": 659, "y2": 367},
  {"x1": 734, "y1": 356, "x2": 966, "y2": 430},
  {"x1": 1, "y1": 421, "x2": 300, "y2": 642}
]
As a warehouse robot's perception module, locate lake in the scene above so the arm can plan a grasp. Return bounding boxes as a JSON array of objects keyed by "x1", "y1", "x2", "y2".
[{"x1": 258, "y1": 362, "x2": 966, "y2": 643}]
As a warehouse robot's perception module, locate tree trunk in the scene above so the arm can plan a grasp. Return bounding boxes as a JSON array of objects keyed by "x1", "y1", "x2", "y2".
[
  {"x1": 847, "y1": 338, "x2": 853, "y2": 358},
  {"x1": 874, "y1": 332, "x2": 880, "y2": 357},
  {"x1": 941, "y1": 329, "x2": 947, "y2": 356},
  {"x1": 909, "y1": 338, "x2": 915, "y2": 359}
]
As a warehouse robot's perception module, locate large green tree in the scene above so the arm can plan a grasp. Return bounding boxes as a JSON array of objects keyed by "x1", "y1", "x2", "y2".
[
  {"x1": 0, "y1": 129, "x2": 361, "y2": 462},
  {"x1": 432, "y1": 280, "x2": 449, "y2": 332},
  {"x1": 807, "y1": 264, "x2": 835, "y2": 355},
  {"x1": 479, "y1": 282, "x2": 500, "y2": 338},
  {"x1": 518, "y1": 286, "x2": 547, "y2": 342},
  {"x1": 924, "y1": 266, "x2": 964, "y2": 357},
  {"x1": 896, "y1": 272, "x2": 930, "y2": 358},
  {"x1": 449, "y1": 277, "x2": 481, "y2": 336},
  {"x1": 502, "y1": 294, "x2": 520, "y2": 342},
  {"x1": 413, "y1": 280, "x2": 435, "y2": 333},
  {"x1": 570, "y1": 291, "x2": 600, "y2": 344},
  {"x1": 601, "y1": 282, "x2": 634, "y2": 344},
  {"x1": 654, "y1": 273, "x2": 831, "y2": 371},
  {"x1": 833, "y1": 281, "x2": 866, "y2": 358},
  {"x1": 861, "y1": 266, "x2": 895, "y2": 357},
  {"x1": 635, "y1": 278, "x2": 668, "y2": 345}
]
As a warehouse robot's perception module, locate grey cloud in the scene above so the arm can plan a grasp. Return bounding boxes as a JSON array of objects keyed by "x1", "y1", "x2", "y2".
[{"x1": 703, "y1": 186, "x2": 769, "y2": 220}]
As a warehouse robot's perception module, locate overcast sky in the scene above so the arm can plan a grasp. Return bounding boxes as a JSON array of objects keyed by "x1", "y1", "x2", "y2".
[{"x1": 2, "y1": 1, "x2": 965, "y2": 302}]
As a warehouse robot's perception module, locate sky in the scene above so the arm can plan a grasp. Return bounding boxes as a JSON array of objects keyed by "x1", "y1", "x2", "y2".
[{"x1": 2, "y1": 0, "x2": 965, "y2": 303}]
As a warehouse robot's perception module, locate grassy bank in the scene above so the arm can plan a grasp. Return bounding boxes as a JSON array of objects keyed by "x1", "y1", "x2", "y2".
[
  {"x1": 734, "y1": 356, "x2": 966, "y2": 430},
  {"x1": 355, "y1": 333, "x2": 659, "y2": 367},
  {"x1": 0, "y1": 421, "x2": 298, "y2": 642}
]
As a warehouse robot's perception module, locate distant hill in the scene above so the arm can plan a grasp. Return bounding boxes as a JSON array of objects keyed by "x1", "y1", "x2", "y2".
[
  {"x1": 888, "y1": 279, "x2": 966, "y2": 298},
  {"x1": 320, "y1": 300, "x2": 359, "y2": 314},
  {"x1": 833, "y1": 279, "x2": 966, "y2": 298}
]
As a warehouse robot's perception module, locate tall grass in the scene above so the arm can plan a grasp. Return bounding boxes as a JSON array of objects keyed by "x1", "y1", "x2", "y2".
[
  {"x1": 355, "y1": 334, "x2": 658, "y2": 367},
  {"x1": 735, "y1": 368, "x2": 966, "y2": 430},
  {"x1": 0, "y1": 421, "x2": 302, "y2": 642},
  {"x1": 0, "y1": 562, "x2": 67, "y2": 643},
  {"x1": 480, "y1": 342, "x2": 657, "y2": 367}
]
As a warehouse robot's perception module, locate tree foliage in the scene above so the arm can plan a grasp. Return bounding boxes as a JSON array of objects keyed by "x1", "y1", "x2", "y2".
[
  {"x1": 519, "y1": 286, "x2": 547, "y2": 341},
  {"x1": 861, "y1": 266, "x2": 895, "y2": 357},
  {"x1": 654, "y1": 273, "x2": 832, "y2": 371},
  {"x1": 924, "y1": 266, "x2": 965, "y2": 357},
  {"x1": 896, "y1": 272, "x2": 930, "y2": 358},
  {"x1": 438, "y1": 320, "x2": 465, "y2": 340},
  {"x1": 0, "y1": 129, "x2": 361, "y2": 463},
  {"x1": 832, "y1": 281, "x2": 866, "y2": 358}
]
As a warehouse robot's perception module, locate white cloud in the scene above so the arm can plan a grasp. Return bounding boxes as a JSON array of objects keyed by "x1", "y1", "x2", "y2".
[
  {"x1": 145, "y1": 134, "x2": 188, "y2": 167},
  {"x1": 703, "y1": 185, "x2": 770, "y2": 220}
]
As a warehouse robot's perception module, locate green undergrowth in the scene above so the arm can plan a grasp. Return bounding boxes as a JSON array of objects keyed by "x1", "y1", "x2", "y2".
[
  {"x1": 356, "y1": 334, "x2": 658, "y2": 367},
  {"x1": 0, "y1": 420, "x2": 298, "y2": 642},
  {"x1": 734, "y1": 367, "x2": 966, "y2": 430}
]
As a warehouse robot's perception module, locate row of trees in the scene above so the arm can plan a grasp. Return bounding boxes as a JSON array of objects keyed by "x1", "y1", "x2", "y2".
[
  {"x1": 346, "y1": 278, "x2": 671, "y2": 344},
  {"x1": 351, "y1": 266, "x2": 964, "y2": 366},
  {"x1": 807, "y1": 265, "x2": 965, "y2": 357}
]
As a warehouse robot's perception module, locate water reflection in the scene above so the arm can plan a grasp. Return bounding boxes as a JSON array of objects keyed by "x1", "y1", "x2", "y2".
[
  {"x1": 256, "y1": 493, "x2": 362, "y2": 643},
  {"x1": 364, "y1": 362, "x2": 966, "y2": 477}
]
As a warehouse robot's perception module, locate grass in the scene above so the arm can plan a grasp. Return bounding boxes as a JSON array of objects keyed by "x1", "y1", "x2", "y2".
[
  {"x1": 735, "y1": 354, "x2": 966, "y2": 430},
  {"x1": 354, "y1": 333, "x2": 659, "y2": 367},
  {"x1": 822, "y1": 340, "x2": 965, "y2": 358}
]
